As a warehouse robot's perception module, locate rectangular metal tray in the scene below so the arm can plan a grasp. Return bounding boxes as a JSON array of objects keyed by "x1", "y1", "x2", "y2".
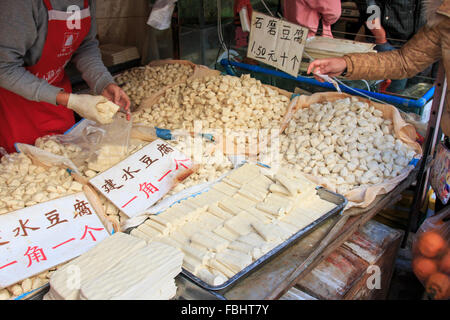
[{"x1": 181, "y1": 187, "x2": 347, "y2": 291}]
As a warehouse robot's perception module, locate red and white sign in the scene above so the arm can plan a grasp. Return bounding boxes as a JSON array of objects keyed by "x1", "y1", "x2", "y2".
[
  {"x1": 0, "y1": 193, "x2": 109, "y2": 288},
  {"x1": 89, "y1": 139, "x2": 193, "y2": 218}
]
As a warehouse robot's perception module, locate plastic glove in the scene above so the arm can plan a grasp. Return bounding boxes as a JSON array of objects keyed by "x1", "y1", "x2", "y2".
[{"x1": 67, "y1": 94, "x2": 120, "y2": 124}]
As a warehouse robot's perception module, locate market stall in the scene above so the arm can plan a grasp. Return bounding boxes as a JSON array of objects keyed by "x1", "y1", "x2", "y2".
[{"x1": 0, "y1": 57, "x2": 432, "y2": 300}]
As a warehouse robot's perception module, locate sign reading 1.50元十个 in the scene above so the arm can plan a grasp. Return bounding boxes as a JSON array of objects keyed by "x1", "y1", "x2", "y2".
[{"x1": 247, "y1": 11, "x2": 309, "y2": 77}]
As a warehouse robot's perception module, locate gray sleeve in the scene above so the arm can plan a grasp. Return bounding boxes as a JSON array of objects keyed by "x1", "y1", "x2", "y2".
[
  {"x1": 0, "y1": 0, "x2": 63, "y2": 105},
  {"x1": 71, "y1": 0, "x2": 115, "y2": 95}
]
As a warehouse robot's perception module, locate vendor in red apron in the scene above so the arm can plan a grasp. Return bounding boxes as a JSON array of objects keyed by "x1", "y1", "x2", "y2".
[{"x1": 0, "y1": 0, "x2": 131, "y2": 153}]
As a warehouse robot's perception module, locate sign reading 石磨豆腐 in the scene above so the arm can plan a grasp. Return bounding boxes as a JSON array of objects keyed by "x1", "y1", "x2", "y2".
[
  {"x1": 0, "y1": 193, "x2": 109, "y2": 289},
  {"x1": 247, "y1": 11, "x2": 308, "y2": 77},
  {"x1": 89, "y1": 139, "x2": 194, "y2": 218}
]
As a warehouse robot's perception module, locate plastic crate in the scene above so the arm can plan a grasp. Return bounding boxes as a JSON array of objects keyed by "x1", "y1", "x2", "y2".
[{"x1": 220, "y1": 59, "x2": 435, "y2": 116}]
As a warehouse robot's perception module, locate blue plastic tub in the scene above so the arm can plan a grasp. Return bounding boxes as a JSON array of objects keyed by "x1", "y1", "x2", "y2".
[{"x1": 220, "y1": 59, "x2": 434, "y2": 114}]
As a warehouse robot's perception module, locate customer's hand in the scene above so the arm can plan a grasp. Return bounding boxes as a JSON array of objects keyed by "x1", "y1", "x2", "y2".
[{"x1": 307, "y1": 57, "x2": 348, "y2": 81}]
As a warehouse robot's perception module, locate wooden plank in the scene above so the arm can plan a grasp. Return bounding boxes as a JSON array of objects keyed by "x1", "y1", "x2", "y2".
[
  {"x1": 280, "y1": 287, "x2": 317, "y2": 300},
  {"x1": 345, "y1": 228, "x2": 403, "y2": 300},
  {"x1": 295, "y1": 220, "x2": 403, "y2": 300},
  {"x1": 296, "y1": 247, "x2": 369, "y2": 300},
  {"x1": 343, "y1": 220, "x2": 402, "y2": 264}
]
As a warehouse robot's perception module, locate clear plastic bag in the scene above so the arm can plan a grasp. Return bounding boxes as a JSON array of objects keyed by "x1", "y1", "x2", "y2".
[
  {"x1": 87, "y1": 113, "x2": 132, "y2": 172},
  {"x1": 35, "y1": 119, "x2": 102, "y2": 168},
  {"x1": 35, "y1": 113, "x2": 132, "y2": 173},
  {"x1": 15, "y1": 143, "x2": 80, "y2": 174},
  {"x1": 412, "y1": 210, "x2": 450, "y2": 300},
  {"x1": 147, "y1": 0, "x2": 177, "y2": 30}
]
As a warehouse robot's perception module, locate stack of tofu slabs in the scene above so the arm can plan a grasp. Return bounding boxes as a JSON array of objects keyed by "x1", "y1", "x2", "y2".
[
  {"x1": 129, "y1": 163, "x2": 339, "y2": 288},
  {"x1": 44, "y1": 232, "x2": 146, "y2": 300},
  {"x1": 80, "y1": 241, "x2": 182, "y2": 300},
  {"x1": 44, "y1": 232, "x2": 183, "y2": 300}
]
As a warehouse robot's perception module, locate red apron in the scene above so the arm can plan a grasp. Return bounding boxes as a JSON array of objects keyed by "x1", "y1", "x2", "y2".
[{"x1": 0, "y1": 0, "x2": 91, "y2": 153}]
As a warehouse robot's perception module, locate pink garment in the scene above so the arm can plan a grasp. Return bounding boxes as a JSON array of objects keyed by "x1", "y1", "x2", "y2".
[{"x1": 282, "y1": 0, "x2": 342, "y2": 38}]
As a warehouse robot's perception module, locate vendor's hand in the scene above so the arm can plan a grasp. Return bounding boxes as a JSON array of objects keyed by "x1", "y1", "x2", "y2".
[
  {"x1": 307, "y1": 57, "x2": 348, "y2": 81},
  {"x1": 102, "y1": 83, "x2": 131, "y2": 120},
  {"x1": 67, "y1": 93, "x2": 110, "y2": 123}
]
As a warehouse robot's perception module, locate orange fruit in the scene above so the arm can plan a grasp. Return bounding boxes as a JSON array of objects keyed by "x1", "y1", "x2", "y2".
[
  {"x1": 418, "y1": 231, "x2": 447, "y2": 258},
  {"x1": 425, "y1": 272, "x2": 450, "y2": 300},
  {"x1": 439, "y1": 249, "x2": 450, "y2": 275},
  {"x1": 412, "y1": 256, "x2": 438, "y2": 282}
]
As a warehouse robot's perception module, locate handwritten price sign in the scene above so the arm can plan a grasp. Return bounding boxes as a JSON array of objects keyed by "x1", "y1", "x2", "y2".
[
  {"x1": 89, "y1": 139, "x2": 193, "y2": 218},
  {"x1": 247, "y1": 11, "x2": 308, "y2": 77},
  {"x1": 0, "y1": 193, "x2": 109, "y2": 288}
]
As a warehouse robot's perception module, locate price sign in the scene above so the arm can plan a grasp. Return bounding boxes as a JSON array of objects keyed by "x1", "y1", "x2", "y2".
[
  {"x1": 247, "y1": 11, "x2": 308, "y2": 77},
  {"x1": 89, "y1": 139, "x2": 194, "y2": 218},
  {"x1": 0, "y1": 193, "x2": 109, "y2": 288}
]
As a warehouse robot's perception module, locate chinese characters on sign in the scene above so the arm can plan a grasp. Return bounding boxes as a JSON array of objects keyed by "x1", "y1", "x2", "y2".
[
  {"x1": 0, "y1": 193, "x2": 109, "y2": 288},
  {"x1": 247, "y1": 11, "x2": 308, "y2": 77},
  {"x1": 89, "y1": 139, "x2": 193, "y2": 218}
]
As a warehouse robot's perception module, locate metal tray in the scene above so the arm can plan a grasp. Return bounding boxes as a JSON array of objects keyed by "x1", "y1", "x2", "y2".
[{"x1": 181, "y1": 187, "x2": 347, "y2": 291}]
